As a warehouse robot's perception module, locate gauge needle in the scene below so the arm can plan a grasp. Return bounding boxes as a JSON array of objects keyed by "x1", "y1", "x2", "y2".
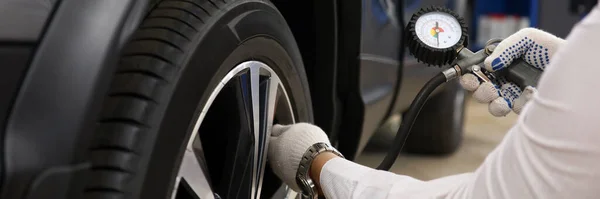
[{"x1": 435, "y1": 21, "x2": 440, "y2": 47}]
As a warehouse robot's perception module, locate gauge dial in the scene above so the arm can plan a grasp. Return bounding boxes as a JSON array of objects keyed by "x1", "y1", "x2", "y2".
[
  {"x1": 414, "y1": 12, "x2": 462, "y2": 49},
  {"x1": 406, "y1": 6, "x2": 468, "y2": 67}
]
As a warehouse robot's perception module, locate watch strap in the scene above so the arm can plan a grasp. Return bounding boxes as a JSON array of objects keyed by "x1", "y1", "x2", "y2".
[{"x1": 296, "y1": 142, "x2": 344, "y2": 199}]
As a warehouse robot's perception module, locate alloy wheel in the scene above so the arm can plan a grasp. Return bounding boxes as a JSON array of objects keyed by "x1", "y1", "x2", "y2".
[{"x1": 170, "y1": 61, "x2": 299, "y2": 199}]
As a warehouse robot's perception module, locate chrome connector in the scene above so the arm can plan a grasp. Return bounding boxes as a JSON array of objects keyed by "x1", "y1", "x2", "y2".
[{"x1": 442, "y1": 66, "x2": 461, "y2": 82}]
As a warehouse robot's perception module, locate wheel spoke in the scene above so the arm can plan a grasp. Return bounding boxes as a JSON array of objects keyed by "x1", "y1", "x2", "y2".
[
  {"x1": 255, "y1": 70, "x2": 280, "y2": 198},
  {"x1": 173, "y1": 61, "x2": 299, "y2": 199},
  {"x1": 269, "y1": 184, "x2": 299, "y2": 199},
  {"x1": 175, "y1": 144, "x2": 215, "y2": 199},
  {"x1": 249, "y1": 65, "x2": 262, "y2": 199},
  {"x1": 216, "y1": 70, "x2": 255, "y2": 198}
]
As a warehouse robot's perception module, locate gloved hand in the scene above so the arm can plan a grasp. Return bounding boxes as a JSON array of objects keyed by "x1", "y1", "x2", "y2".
[
  {"x1": 460, "y1": 28, "x2": 565, "y2": 116},
  {"x1": 267, "y1": 123, "x2": 333, "y2": 192}
]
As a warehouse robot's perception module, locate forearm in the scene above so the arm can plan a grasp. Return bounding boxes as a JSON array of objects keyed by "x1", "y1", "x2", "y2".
[
  {"x1": 311, "y1": 152, "x2": 459, "y2": 199},
  {"x1": 309, "y1": 152, "x2": 338, "y2": 195},
  {"x1": 313, "y1": 156, "x2": 404, "y2": 199},
  {"x1": 310, "y1": 152, "x2": 390, "y2": 199},
  {"x1": 449, "y1": 6, "x2": 600, "y2": 199},
  {"x1": 309, "y1": 6, "x2": 600, "y2": 199}
]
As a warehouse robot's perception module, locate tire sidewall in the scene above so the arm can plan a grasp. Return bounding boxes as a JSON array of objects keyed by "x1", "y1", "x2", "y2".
[
  {"x1": 139, "y1": 1, "x2": 312, "y2": 198},
  {"x1": 405, "y1": 81, "x2": 466, "y2": 154}
]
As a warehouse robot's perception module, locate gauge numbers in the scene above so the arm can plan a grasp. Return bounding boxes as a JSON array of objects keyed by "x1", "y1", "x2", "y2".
[{"x1": 414, "y1": 12, "x2": 462, "y2": 49}]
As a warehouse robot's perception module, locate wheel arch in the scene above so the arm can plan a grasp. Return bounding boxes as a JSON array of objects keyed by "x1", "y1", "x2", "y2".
[
  {"x1": 0, "y1": 0, "x2": 148, "y2": 198},
  {"x1": 271, "y1": 0, "x2": 345, "y2": 142}
]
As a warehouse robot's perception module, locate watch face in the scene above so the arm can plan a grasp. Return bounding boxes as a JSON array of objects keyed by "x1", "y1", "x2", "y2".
[{"x1": 414, "y1": 11, "x2": 463, "y2": 49}]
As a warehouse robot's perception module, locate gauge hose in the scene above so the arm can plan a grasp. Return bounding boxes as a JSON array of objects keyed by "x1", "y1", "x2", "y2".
[{"x1": 377, "y1": 73, "x2": 448, "y2": 170}]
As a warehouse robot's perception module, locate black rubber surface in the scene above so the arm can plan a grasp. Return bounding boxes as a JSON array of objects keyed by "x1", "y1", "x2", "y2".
[
  {"x1": 404, "y1": 81, "x2": 466, "y2": 155},
  {"x1": 86, "y1": 0, "x2": 312, "y2": 198},
  {"x1": 377, "y1": 73, "x2": 447, "y2": 170}
]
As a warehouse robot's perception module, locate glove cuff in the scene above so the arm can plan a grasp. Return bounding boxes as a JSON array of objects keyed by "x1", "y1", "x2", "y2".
[{"x1": 268, "y1": 123, "x2": 332, "y2": 192}]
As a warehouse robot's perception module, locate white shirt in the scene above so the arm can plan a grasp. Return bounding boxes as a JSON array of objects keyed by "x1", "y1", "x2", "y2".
[{"x1": 320, "y1": 4, "x2": 600, "y2": 199}]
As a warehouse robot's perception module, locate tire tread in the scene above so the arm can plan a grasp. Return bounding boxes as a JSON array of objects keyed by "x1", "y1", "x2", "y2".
[
  {"x1": 86, "y1": 0, "x2": 270, "y2": 198},
  {"x1": 86, "y1": 1, "x2": 214, "y2": 196}
]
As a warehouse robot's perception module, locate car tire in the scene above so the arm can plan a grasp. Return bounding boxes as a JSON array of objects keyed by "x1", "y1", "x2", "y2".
[
  {"x1": 85, "y1": 0, "x2": 313, "y2": 198},
  {"x1": 404, "y1": 80, "x2": 466, "y2": 155}
]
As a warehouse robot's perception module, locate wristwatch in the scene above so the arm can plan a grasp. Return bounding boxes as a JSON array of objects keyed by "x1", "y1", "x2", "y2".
[{"x1": 296, "y1": 142, "x2": 344, "y2": 199}]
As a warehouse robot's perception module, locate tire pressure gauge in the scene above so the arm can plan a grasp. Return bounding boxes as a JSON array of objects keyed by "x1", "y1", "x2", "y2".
[{"x1": 406, "y1": 6, "x2": 468, "y2": 66}]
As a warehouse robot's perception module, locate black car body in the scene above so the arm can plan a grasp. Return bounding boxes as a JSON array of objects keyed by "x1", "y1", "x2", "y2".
[{"x1": 0, "y1": 0, "x2": 465, "y2": 198}]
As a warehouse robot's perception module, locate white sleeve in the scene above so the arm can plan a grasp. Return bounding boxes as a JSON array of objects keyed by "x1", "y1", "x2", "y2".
[{"x1": 320, "y1": 5, "x2": 600, "y2": 199}]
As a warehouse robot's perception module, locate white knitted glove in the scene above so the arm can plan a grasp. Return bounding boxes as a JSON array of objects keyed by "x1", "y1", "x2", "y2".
[
  {"x1": 460, "y1": 28, "x2": 565, "y2": 116},
  {"x1": 268, "y1": 123, "x2": 333, "y2": 192}
]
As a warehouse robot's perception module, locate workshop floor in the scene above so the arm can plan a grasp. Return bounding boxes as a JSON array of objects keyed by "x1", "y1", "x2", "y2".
[{"x1": 356, "y1": 98, "x2": 519, "y2": 180}]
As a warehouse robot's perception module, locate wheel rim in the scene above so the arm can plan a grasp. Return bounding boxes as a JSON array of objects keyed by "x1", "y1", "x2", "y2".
[{"x1": 171, "y1": 61, "x2": 299, "y2": 199}]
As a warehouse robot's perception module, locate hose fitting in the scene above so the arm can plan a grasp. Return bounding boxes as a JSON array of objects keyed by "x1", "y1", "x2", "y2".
[{"x1": 442, "y1": 65, "x2": 462, "y2": 81}]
